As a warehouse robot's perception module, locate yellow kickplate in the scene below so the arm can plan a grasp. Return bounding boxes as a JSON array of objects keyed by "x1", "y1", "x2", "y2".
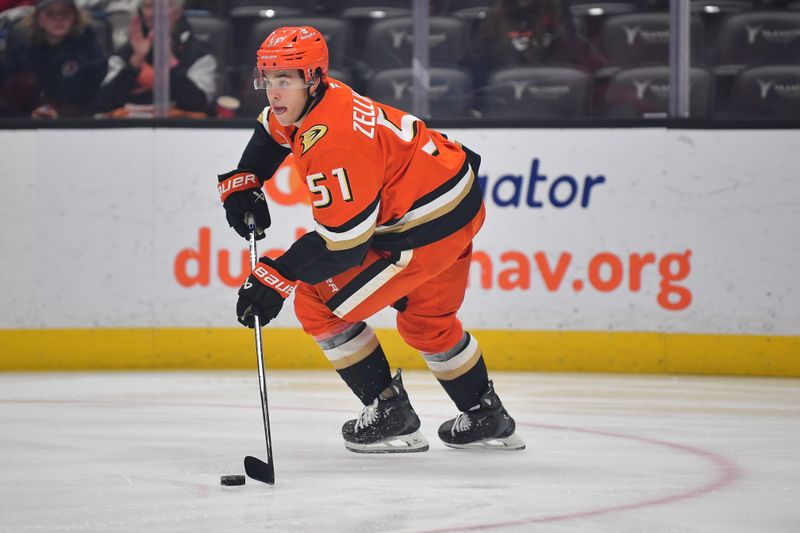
[{"x1": 0, "y1": 328, "x2": 798, "y2": 376}]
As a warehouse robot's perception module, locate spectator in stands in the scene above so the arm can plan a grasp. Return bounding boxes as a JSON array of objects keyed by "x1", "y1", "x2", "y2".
[
  {"x1": 2, "y1": 0, "x2": 106, "y2": 117},
  {"x1": 97, "y1": 0, "x2": 216, "y2": 116},
  {"x1": 466, "y1": 0, "x2": 591, "y2": 87},
  {"x1": 0, "y1": 0, "x2": 34, "y2": 35},
  {"x1": 0, "y1": 0, "x2": 34, "y2": 12}
]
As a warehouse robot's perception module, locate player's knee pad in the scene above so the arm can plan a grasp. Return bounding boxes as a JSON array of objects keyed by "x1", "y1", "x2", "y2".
[
  {"x1": 315, "y1": 322, "x2": 367, "y2": 351},
  {"x1": 397, "y1": 311, "x2": 463, "y2": 354}
]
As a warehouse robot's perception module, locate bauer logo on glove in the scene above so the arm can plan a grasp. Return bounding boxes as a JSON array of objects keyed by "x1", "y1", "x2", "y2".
[
  {"x1": 237, "y1": 257, "x2": 297, "y2": 328},
  {"x1": 217, "y1": 172, "x2": 258, "y2": 202},
  {"x1": 217, "y1": 169, "x2": 271, "y2": 240},
  {"x1": 253, "y1": 263, "x2": 295, "y2": 298}
]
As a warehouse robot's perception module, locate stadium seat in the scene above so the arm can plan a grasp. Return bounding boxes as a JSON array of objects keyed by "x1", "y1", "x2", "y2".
[
  {"x1": 568, "y1": 2, "x2": 639, "y2": 46},
  {"x1": 691, "y1": 0, "x2": 753, "y2": 12},
  {"x1": 105, "y1": 9, "x2": 132, "y2": 53},
  {"x1": 479, "y1": 66, "x2": 591, "y2": 119},
  {"x1": 691, "y1": 0, "x2": 753, "y2": 64},
  {"x1": 332, "y1": 0, "x2": 412, "y2": 20},
  {"x1": 634, "y1": 0, "x2": 671, "y2": 7},
  {"x1": 602, "y1": 65, "x2": 714, "y2": 117},
  {"x1": 185, "y1": 13, "x2": 233, "y2": 96},
  {"x1": 715, "y1": 11, "x2": 800, "y2": 68},
  {"x1": 753, "y1": 0, "x2": 794, "y2": 7},
  {"x1": 362, "y1": 16, "x2": 469, "y2": 71},
  {"x1": 325, "y1": 1, "x2": 411, "y2": 69},
  {"x1": 227, "y1": 3, "x2": 312, "y2": 53},
  {"x1": 445, "y1": 0, "x2": 493, "y2": 21},
  {"x1": 86, "y1": 15, "x2": 112, "y2": 57},
  {"x1": 327, "y1": 67, "x2": 354, "y2": 87},
  {"x1": 570, "y1": 1, "x2": 639, "y2": 17},
  {"x1": 228, "y1": 1, "x2": 314, "y2": 18},
  {"x1": 442, "y1": 0, "x2": 492, "y2": 39},
  {"x1": 728, "y1": 64, "x2": 800, "y2": 117},
  {"x1": 598, "y1": 12, "x2": 704, "y2": 68},
  {"x1": 366, "y1": 67, "x2": 474, "y2": 119},
  {"x1": 186, "y1": 13, "x2": 232, "y2": 71}
]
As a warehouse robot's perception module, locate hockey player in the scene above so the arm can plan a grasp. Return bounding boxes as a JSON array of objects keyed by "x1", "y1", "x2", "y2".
[{"x1": 217, "y1": 26, "x2": 524, "y2": 453}]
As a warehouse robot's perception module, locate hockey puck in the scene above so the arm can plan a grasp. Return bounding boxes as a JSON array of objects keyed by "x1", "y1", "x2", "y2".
[{"x1": 220, "y1": 475, "x2": 245, "y2": 486}]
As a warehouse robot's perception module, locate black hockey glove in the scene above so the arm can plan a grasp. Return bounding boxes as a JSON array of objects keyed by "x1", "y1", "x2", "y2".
[
  {"x1": 237, "y1": 257, "x2": 297, "y2": 328},
  {"x1": 217, "y1": 169, "x2": 270, "y2": 240}
]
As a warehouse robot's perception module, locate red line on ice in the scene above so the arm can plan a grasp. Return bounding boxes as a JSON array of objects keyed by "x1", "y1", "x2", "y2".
[{"x1": 415, "y1": 421, "x2": 741, "y2": 532}]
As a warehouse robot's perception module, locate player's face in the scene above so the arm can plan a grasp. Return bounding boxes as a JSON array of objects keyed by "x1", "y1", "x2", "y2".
[{"x1": 263, "y1": 70, "x2": 312, "y2": 126}]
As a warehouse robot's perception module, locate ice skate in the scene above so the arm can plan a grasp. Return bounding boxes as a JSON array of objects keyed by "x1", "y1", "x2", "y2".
[
  {"x1": 342, "y1": 370, "x2": 429, "y2": 453},
  {"x1": 438, "y1": 381, "x2": 525, "y2": 450}
]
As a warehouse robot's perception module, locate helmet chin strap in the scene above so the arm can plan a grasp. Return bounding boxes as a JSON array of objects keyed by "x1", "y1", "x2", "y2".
[{"x1": 296, "y1": 79, "x2": 325, "y2": 123}]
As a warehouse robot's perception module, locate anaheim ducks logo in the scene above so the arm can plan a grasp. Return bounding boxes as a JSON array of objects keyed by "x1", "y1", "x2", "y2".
[{"x1": 300, "y1": 125, "x2": 328, "y2": 155}]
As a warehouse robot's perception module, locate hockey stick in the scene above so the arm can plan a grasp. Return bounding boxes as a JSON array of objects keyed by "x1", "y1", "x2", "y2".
[{"x1": 243, "y1": 213, "x2": 275, "y2": 485}]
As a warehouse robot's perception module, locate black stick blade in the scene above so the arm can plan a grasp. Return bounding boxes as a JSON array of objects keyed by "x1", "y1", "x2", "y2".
[{"x1": 244, "y1": 455, "x2": 275, "y2": 485}]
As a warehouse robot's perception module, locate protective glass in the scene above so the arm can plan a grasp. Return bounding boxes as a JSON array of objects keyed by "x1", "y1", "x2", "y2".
[{"x1": 253, "y1": 69, "x2": 314, "y2": 91}]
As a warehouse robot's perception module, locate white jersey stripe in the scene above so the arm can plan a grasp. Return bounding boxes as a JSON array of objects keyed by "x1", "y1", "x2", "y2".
[{"x1": 331, "y1": 250, "x2": 413, "y2": 318}]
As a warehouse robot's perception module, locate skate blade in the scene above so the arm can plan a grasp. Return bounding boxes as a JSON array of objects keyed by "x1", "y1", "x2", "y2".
[
  {"x1": 443, "y1": 433, "x2": 526, "y2": 451},
  {"x1": 345, "y1": 430, "x2": 430, "y2": 454}
]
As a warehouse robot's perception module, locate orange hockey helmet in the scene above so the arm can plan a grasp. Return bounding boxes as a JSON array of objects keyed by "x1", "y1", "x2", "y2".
[{"x1": 256, "y1": 26, "x2": 329, "y2": 85}]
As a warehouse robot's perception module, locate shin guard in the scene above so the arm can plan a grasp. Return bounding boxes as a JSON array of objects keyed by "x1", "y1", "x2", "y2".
[
  {"x1": 318, "y1": 322, "x2": 392, "y2": 405},
  {"x1": 423, "y1": 332, "x2": 490, "y2": 412}
]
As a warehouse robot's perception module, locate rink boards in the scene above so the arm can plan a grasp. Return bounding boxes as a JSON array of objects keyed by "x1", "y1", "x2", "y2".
[
  {"x1": 2, "y1": 327, "x2": 798, "y2": 376},
  {"x1": 0, "y1": 127, "x2": 798, "y2": 375}
]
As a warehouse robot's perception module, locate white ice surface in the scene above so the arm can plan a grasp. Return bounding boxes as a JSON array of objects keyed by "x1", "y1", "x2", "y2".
[{"x1": 1, "y1": 371, "x2": 799, "y2": 532}]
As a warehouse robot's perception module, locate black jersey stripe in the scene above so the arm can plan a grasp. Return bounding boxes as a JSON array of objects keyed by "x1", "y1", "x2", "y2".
[
  {"x1": 372, "y1": 174, "x2": 483, "y2": 252},
  {"x1": 318, "y1": 192, "x2": 381, "y2": 234}
]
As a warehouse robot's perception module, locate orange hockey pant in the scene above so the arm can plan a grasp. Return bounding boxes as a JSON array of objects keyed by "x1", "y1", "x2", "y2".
[{"x1": 294, "y1": 208, "x2": 485, "y2": 354}]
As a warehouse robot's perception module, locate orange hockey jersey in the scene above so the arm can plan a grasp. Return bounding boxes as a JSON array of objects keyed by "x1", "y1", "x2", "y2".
[{"x1": 238, "y1": 78, "x2": 484, "y2": 284}]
